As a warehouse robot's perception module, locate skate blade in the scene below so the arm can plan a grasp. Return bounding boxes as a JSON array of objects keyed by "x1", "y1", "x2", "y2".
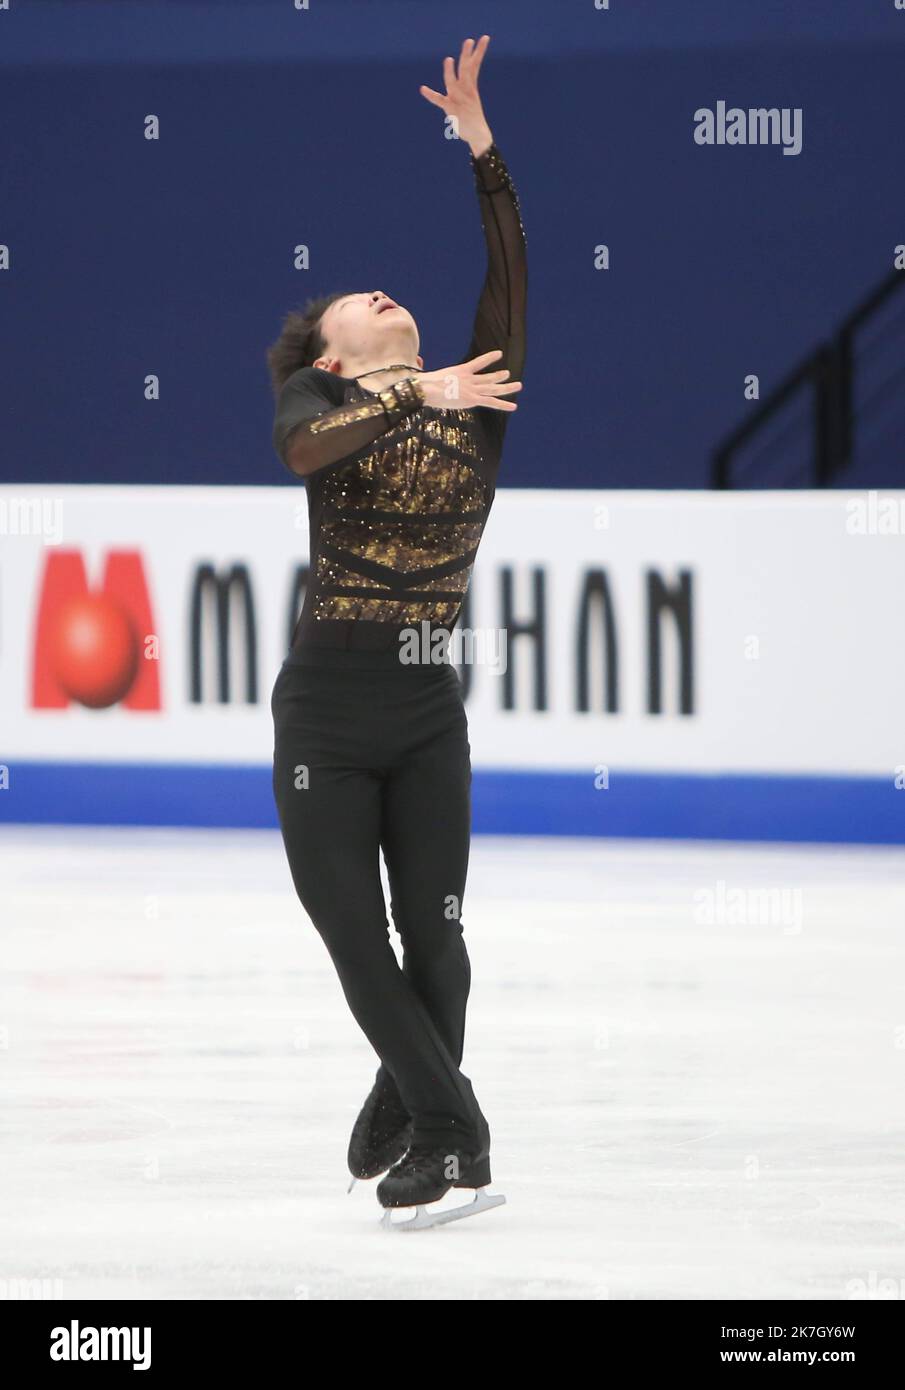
[{"x1": 380, "y1": 1187, "x2": 506, "y2": 1232}]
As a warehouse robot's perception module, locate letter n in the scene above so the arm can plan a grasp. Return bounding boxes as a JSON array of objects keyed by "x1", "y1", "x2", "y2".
[
  {"x1": 576, "y1": 570, "x2": 618, "y2": 712},
  {"x1": 646, "y1": 569, "x2": 694, "y2": 715}
]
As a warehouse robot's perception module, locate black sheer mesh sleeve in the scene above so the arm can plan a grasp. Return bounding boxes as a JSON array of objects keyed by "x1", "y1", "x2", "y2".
[
  {"x1": 466, "y1": 143, "x2": 527, "y2": 453},
  {"x1": 272, "y1": 368, "x2": 425, "y2": 478}
]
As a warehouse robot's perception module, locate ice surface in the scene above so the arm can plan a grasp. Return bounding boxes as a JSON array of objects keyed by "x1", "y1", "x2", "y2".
[{"x1": 2, "y1": 826, "x2": 904, "y2": 1301}]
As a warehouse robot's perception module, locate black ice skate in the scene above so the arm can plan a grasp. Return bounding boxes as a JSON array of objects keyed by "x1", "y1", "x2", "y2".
[
  {"x1": 376, "y1": 1119, "x2": 505, "y2": 1230},
  {"x1": 346, "y1": 1071, "x2": 413, "y2": 1189}
]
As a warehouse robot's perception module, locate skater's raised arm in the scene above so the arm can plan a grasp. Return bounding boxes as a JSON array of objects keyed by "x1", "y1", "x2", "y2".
[
  {"x1": 466, "y1": 140, "x2": 527, "y2": 385},
  {"x1": 420, "y1": 35, "x2": 527, "y2": 448}
]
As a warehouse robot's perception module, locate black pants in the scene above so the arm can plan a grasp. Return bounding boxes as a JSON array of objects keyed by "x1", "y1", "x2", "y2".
[{"x1": 271, "y1": 651, "x2": 483, "y2": 1148}]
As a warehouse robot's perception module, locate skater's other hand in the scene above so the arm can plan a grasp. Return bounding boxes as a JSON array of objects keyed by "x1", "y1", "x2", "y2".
[{"x1": 418, "y1": 350, "x2": 522, "y2": 413}]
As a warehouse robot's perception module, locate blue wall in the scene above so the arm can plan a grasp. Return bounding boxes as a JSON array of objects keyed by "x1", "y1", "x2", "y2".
[{"x1": 2, "y1": 1, "x2": 903, "y2": 489}]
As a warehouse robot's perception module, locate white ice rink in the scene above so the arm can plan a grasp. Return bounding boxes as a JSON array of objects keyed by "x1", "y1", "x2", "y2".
[{"x1": 2, "y1": 826, "x2": 904, "y2": 1301}]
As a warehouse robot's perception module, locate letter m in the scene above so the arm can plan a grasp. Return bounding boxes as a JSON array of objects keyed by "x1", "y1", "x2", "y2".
[{"x1": 189, "y1": 563, "x2": 258, "y2": 703}]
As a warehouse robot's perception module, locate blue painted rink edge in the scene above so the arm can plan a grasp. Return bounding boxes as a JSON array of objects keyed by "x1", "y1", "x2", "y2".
[{"x1": 0, "y1": 763, "x2": 903, "y2": 844}]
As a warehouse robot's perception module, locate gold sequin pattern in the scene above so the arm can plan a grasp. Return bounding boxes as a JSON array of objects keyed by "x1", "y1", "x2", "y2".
[
  {"x1": 308, "y1": 396, "x2": 389, "y2": 435},
  {"x1": 315, "y1": 595, "x2": 464, "y2": 624},
  {"x1": 421, "y1": 414, "x2": 481, "y2": 458},
  {"x1": 312, "y1": 401, "x2": 489, "y2": 626}
]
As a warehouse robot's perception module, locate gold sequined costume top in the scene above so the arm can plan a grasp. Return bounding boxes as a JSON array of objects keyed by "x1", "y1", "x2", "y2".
[{"x1": 272, "y1": 144, "x2": 527, "y2": 657}]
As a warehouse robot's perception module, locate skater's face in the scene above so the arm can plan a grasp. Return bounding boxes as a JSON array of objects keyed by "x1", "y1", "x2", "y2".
[{"x1": 315, "y1": 291, "x2": 422, "y2": 374}]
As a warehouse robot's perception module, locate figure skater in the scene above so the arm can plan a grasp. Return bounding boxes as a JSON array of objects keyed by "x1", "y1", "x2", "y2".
[{"x1": 267, "y1": 35, "x2": 526, "y2": 1226}]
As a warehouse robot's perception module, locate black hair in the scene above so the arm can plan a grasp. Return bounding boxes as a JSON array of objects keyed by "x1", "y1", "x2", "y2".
[{"x1": 266, "y1": 291, "x2": 352, "y2": 396}]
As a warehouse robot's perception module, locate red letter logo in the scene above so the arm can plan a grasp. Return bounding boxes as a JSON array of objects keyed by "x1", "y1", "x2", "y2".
[{"x1": 32, "y1": 550, "x2": 161, "y2": 710}]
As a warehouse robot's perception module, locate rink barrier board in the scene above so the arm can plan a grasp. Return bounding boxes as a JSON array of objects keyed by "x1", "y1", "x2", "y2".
[{"x1": 1, "y1": 763, "x2": 902, "y2": 844}]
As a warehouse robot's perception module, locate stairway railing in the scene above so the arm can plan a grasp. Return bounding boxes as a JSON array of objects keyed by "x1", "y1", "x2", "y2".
[{"x1": 712, "y1": 270, "x2": 904, "y2": 488}]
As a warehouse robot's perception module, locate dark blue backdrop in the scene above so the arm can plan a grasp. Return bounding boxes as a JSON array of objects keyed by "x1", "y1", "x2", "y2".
[{"x1": 2, "y1": 1, "x2": 903, "y2": 489}]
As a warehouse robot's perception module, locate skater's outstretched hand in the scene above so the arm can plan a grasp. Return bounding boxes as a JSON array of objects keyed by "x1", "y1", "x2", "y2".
[
  {"x1": 418, "y1": 349, "x2": 521, "y2": 413},
  {"x1": 419, "y1": 35, "x2": 494, "y2": 158}
]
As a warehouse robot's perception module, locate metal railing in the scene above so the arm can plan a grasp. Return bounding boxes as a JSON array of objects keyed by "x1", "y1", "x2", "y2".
[{"x1": 712, "y1": 270, "x2": 905, "y2": 488}]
